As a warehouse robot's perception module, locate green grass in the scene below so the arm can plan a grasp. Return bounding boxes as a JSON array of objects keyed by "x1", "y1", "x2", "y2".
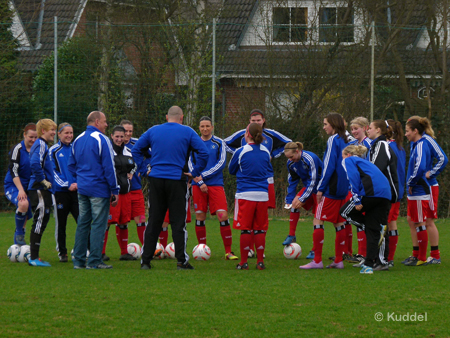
[{"x1": 0, "y1": 212, "x2": 448, "y2": 337}]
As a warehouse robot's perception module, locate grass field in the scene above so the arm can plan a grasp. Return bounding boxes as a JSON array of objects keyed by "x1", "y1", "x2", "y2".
[{"x1": 0, "y1": 212, "x2": 448, "y2": 337}]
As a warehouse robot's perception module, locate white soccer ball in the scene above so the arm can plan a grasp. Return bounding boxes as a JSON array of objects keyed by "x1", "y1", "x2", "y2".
[
  {"x1": 247, "y1": 249, "x2": 255, "y2": 258},
  {"x1": 153, "y1": 243, "x2": 166, "y2": 259},
  {"x1": 283, "y1": 243, "x2": 302, "y2": 259},
  {"x1": 165, "y1": 242, "x2": 176, "y2": 259},
  {"x1": 18, "y1": 245, "x2": 31, "y2": 263},
  {"x1": 127, "y1": 243, "x2": 141, "y2": 259},
  {"x1": 7, "y1": 244, "x2": 21, "y2": 262},
  {"x1": 71, "y1": 248, "x2": 90, "y2": 260},
  {"x1": 192, "y1": 244, "x2": 211, "y2": 261}
]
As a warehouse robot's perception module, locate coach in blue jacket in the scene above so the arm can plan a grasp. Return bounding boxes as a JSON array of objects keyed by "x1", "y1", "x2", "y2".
[
  {"x1": 68, "y1": 111, "x2": 119, "y2": 269},
  {"x1": 132, "y1": 106, "x2": 208, "y2": 270}
]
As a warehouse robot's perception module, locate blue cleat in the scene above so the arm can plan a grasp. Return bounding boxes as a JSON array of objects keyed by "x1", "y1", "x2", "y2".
[
  {"x1": 28, "y1": 258, "x2": 51, "y2": 267},
  {"x1": 426, "y1": 257, "x2": 441, "y2": 265},
  {"x1": 282, "y1": 235, "x2": 296, "y2": 246},
  {"x1": 360, "y1": 264, "x2": 373, "y2": 274},
  {"x1": 306, "y1": 250, "x2": 315, "y2": 260},
  {"x1": 14, "y1": 234, "x2": 27, "y2": 246}
]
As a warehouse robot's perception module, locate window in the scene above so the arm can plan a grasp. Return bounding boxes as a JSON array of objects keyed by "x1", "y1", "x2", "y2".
[
  {"x1": 319, "y1": 7, "x2": 354, "y2": 43},
  {"x1": 273, "y1": 7, "x2": 308, "y2": 42}
]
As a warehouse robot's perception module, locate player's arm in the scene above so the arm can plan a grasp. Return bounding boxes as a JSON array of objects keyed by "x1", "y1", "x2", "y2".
[
  {"x1": 342, "y1": 158, "x2": 362, "y2": 205},
  {"x1": 428, "y1": 140, "x2": 448, "y2": 179},
  {"x1": 228, "y1": 149, "x2": 240, "y2": 176}
]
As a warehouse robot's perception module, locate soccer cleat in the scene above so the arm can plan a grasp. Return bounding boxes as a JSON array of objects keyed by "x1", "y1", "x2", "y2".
[
  {"x1": 236, "y1": 262, "x2": 249, "y2": 270},
  {"x1": 328, "y1": 256, "x2": 335, "y2": 261},
  {"x1": 342, "y1": 253, "x2": 352, "y2": 261},
  {"x1": 59, "y1": 254, "x2": 68, "y2": 263},
  {"x1": 299, "y1": 261, "x2": 323, "y2": 269},
  {"x1": 404, "y1": 257, "x2": 426, "y2": 266},
  {"x1": 388, "y1": 261, "x2": 394, "y2": 268},
  {"x1": 360, "y1": 265, "x2": 373, "y2": 274},
  {"x1": 225, "y1": 252, "x2": 239, "y2": 260},
  {"x1": 73, "y1": 265, "x2": 86, "y2": 269},
  {"x1": 177, "y1": 262, "x2": 194, "y2": 270},
  {"x1": 87, "y1": 263, "x2": 113, "y2": 269},
  {"x1": 426, "y1": 257, "x2": 441, "y2": 265},
  {"x1": 15, "y1": 234, "x2": 26, "y2": 246},
  {"x1": 401, "y1": 256, "x2": 415, "y2": 264},
  {"x1": 256, "y1": 262, "x2": 266, "y2": 270},
  {"x1": 345, "y1": 254, "x2": 361, "y2": 264},
  {"x1": 373, "y1": 263, "x2": 389, "y2": 271},
  {"x1": 119, "y1": 253, "x2": 137, "y2": 261},
  {"x1": 102, "y1": 253, "x2": 110, "y2": 262},
  {"x1": 28, "y1": 258, "x2": 51, "y2": 267},
  {"x1": 248, "y1": 249, "x2": 255, "y2": 258},
  {"x1": 378, "y1": 225, "x2": 387, "y2": 247},
  {"x1": 282, "y1": 235, "x2": 296, "y2": 246},
  {"x1": 154, "y1": 249, "x2": 163, "y2": 258},
  {"x1": 140, "y1": 263, "x2": 152, "y2": 270},
  {"x1": 326, "y1": 261, "x2": 344, "y2": 269},
  {"x1": 306, "y1": 251, "x2": 315, "y2": 260},
  {"x1": 353, "y1": 259, "x2": 365, "y2": 268}
]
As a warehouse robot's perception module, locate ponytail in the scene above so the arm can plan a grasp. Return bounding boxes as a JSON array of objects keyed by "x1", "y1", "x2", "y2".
[
  {"x1": 372, "y1": 119, "x2": 393, "y2": 139},
  {"x1": 247, "y1": 123, "x2": 264, "y2": 145},
  {"x1": 407, "y1": 116, "x2": 435, "y2": 138},
  {"x1": 284, "y1": 141, "x2": 303, "y2": 153},
  {"x1": 387, "y1": 119, "x2": 404, "y2": 150}
]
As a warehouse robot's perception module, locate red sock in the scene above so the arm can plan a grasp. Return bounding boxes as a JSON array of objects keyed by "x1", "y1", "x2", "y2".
[
  {"x1": 289, "y1": 210, "x2": 300, "y2": 237},
  {"x1": 388, "y1": 230, "x2": 399, "y2": 261},
  {"x1": 220, "y1": 220, "x2": 232, "y2": 253},
  {"x1": 345, "y1": 223, "x2": 353, "y2": 255},
  {"x1": 159, "y1": 228, "x2": 168, "y2": 248},
  {"x1": 416, "y1": 226, "x2": 428, "y2": 262},
  {"x1": 102, "y1": 227, "x2": 109, "y2": 254},
  {"x1": 412, "y1": 246, "x2": 419, "y2": 258},
  {"x1": 335, "y1": 226, "x2": 346, "y2": 263},
  {"x1": 430, "y1": 246, "x2": 440, "y2": 259},
  {"x1": 240, "y1": 232, "x2": 252, "y2": 265},
  {"x1": 357, "y1": 228, "x2": 367, "y2": 257},
  {"x1": 137, "y1": 223, "x2": 146, "y2": 245},
  {"x1": 254, "y1": 230, "x2": 266, "y2": 264},
  {"x1": 313, "y1": 226, "x2": 324, "y2": 263},
  {"x1": 195, "y1": 220, "x2": 207, "y2": 244},
  {"x1": 116, "y1": 225, "x2": 128, "y2": 255},
  {"x1": 249, "y1": 231, "x2": 255, "y2": 252}
]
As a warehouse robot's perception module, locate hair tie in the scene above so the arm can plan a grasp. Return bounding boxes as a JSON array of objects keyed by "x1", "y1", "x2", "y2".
[
  {"x1": 385, "y1": 120, "x2": 390, "y2": 128},
  {"x1": 59, "y1": 124, "x2": 71, "y2": 133}
]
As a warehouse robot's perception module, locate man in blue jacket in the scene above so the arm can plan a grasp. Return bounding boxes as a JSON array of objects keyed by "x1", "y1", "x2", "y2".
[
  {"x1": 132, "y1": 106, "x2": 208, "y2": 270},
  {"x1": 68, "y1": 111, "x2": 119, "y2": 269}
]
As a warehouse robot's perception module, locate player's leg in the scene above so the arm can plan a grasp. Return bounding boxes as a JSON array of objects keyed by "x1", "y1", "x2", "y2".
[
  {"x1": 254, "y1": 201, "x2": 269, "y2": 270},
  {"x1": 28, "y1": 190, "x2": 52, "y2": 266},
  {"x1": 54, "y1": 191, "x2": 71, "y2": 262}
]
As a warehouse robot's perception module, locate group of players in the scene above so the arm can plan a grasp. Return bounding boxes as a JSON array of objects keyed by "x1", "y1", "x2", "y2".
[{"x1": 4, "y1": 109, "x2": 447, "y2": 272}]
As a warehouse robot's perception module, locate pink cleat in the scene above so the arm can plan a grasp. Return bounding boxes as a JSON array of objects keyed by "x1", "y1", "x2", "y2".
[
  {"x1": 326, "y1": 261, "x2": 344, "y2": 269},
  {"x1": 299, "y1": 261, "x2": 323, "y2": 269}
]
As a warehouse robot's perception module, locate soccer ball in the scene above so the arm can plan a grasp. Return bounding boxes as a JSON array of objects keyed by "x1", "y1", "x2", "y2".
[
  {"x1": 283, "y1": 243, "x2": 302, "y2": 259},
  {"x1": 18, "y1": 245, "x2": 31, "y2": 263},
  {"x1": 7, "y1": 244, "x2": 21, "y2": 262},
  {"x1": 248, "y1": 249, "x2": 255, "y2": 258},
  {"x1": 127, "y1": 243, "x2": 141, "y2": 259},
  {"x1": 165, "y1": 242, "x2": 176, "y2": 259},
  {"x1": 71, "y1": 249, "x2": 90, "y2": 260},
  {"x1": 192, "y1": 244, "x2": 211, "y2": 261},
  {"x1": 154, "y1": 243, "x2": 166, "y2": 259}
]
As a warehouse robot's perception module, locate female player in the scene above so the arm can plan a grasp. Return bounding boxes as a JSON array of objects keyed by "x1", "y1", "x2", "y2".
[
  {"x1": 366, "y1": 119, "x2": 399, "y2": 270},
  {"x1": 4, "y1": 123, "x2": 37, "y2": 246},
  {"x1": 300, "y1": 112, "x2": 349, "y2": 269},
  {"x1": 282, "y1": 142, "x2": 323, "y2": 261},
  {"x1": 49, "y1": 123, "x2": 79, "y2": 262},
  {"x1": 28, "y1": 119, "x2": 57, "y2": 267},
  {"x1": 103, "y1": 125, "x2": 137, "y2": 261},
  {"x1": 229, "y1": 123, "x2": 271, "y2": 270},
  {"x1": 189, "y1": 116, "x2": 237, "y2": 260},
  {"x1": 345, "y1": 117, "x2": 371, "y2": 263},
  {"x1": 403, "y1": 116, "x2": 447, "y2": 265},
  {"x1": 403, "y1": 118, "x2": 432, "y2": 266},
  {"x1": 386, "y1": 119, "x2": 406, "y2": 267},
  {"x1": 340, "y1": 145, "x2": 392, "y2": 274}
]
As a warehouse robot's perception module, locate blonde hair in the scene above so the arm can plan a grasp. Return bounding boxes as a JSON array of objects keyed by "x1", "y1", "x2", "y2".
[
  {"x1": 350, "y1": 116, "x2": 369, "y2": 128},
  {"x1": 343, "y1": 145, "x2": 367, "y2": 157},
  {"x1": 284, "y1": 142, "x2": 303, "y2": 153},
  {"x1": 408, "y1": 115, "x2": 435, "y2": 138},
  {"x1": 36, "y1": 119, "x2": 57, "y2": 137}
]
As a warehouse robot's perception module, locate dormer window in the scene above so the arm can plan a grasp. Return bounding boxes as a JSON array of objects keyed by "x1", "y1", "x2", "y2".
[
  {"x1": 273, "y1": 7, "x2": 308, "y2": 42},
  {"x1": 319, "y1": 7, "x2": 354, "y2": 42}
]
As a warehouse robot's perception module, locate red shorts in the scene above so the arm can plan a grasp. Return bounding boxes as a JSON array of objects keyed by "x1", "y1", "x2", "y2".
[
  {"x1": 192, "y1": 185, "x2": 228, "y2": 215},
  {"x1": 268, "y1": 182, "x2": 276, "y2": 209},
  {"x1": 407, "y1": 199, "x2": 430, "y2": 223},
  {"x1": 315, "y1": 196, "x2": 345, "y2": 224},
  {"x1": 164, "y1": 200, "x2": 192, "y2": 224},
  {"x1": 388, "y1": 201, "x2": 400, "y2": 222},
  {"x1": 426, "y1": 186, "x2": 438, "y2": 219},
  {"x1": 232, "y1": 199, "x2": 269, "y2": 231},
  {"x1": 130, "y1": 189, "x2": 146, "y2": 221},
  {"x1": 345, "y1": 191, "x2": 352, "y2": 202},
  {"x1": 296, "y1": 188, "x2": 318, "y2": 214},
  {"x1": 109, "y1": 193, "x2": 131, "y2": 225}
]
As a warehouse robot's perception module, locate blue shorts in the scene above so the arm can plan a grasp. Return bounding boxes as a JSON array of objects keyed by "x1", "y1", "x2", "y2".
[{"x1": 4, "y1": 185, "x2": 33, "y2": 219}]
